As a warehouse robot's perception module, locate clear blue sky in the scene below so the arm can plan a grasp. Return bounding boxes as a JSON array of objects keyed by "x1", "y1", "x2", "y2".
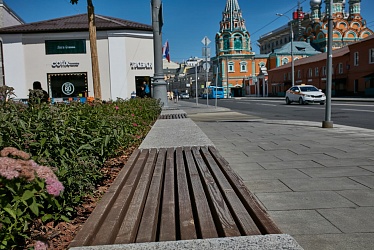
[{"x1": 6, "y1": 0, "x2": 374, "y2": 63}]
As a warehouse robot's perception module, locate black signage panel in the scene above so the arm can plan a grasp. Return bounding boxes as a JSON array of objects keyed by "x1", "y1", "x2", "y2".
[{"x1": 45, "y1": 40, "x2": 86, "y2": 54}]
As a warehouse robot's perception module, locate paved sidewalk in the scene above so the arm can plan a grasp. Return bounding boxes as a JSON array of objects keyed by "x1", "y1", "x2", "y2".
[{"x1": 169, "y1": 100, "x2": 374, "y2": 250}]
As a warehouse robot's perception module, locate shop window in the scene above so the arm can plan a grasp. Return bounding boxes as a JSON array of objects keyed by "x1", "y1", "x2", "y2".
[{"x1": 47, "y1": 73, "x2": 88, "y2": 99}]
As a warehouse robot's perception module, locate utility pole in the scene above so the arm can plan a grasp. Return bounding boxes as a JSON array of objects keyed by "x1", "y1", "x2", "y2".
[
  {"x1": 151, "y1": 0, "x2": 168, "y2": 107},
  {"x1": 323, "y1": 0, "x2": 333, "y2": 128},
  {"x1": 276, "y1": 13, "x2": 295, "y2": 87},
  {"x1": 195, "y1": 63, "x2": 198, "y2": 106},
  {"x1": 87, "y1": 0, "x2": 101, "y2": 99}
]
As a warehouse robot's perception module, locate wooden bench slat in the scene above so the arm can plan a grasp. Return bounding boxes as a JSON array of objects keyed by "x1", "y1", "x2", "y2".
[
  {"x1": 184, "y1": 148, "x2": 218, "y2": 239},
  {"x1": 192, "y1": 147, "x2": 241, "y2": 238},
  {"x1": 200, "y1": 147, "x2": 261, "y2": 235},
  {"x1": 69, "y1": 149, "x2": 142, "y2": 247},
  {"x1": 176, "y1": 147, "x2": 197, "y2": 240},
  {"x1": 136, "y1": 148, "x2": 167, "y2": 243},
  {"x1": 114, "y1": 148, "x2": 158, "y2": 244},
  {"x1": 159, "y1": 148, "x2": 177, "y2": 241},
  {"x1": 91, "y1": 149, "x2": 150, "y2": 245},
  {"x1": 208, "y1": 146, "x2": 282, "y2": 234}
]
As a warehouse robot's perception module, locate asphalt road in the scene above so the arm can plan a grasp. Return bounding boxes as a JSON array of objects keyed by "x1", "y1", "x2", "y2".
[{"x1": 183, "y1": 97, "x2": 374, "y2": 130}]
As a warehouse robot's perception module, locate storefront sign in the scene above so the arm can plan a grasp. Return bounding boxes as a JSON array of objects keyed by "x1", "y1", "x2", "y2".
[
  {"x1": 52, "y1": 60, "x2": 79, "y2": 68},
  {"x1": 46, "y1": 40, "x2": 86, "y2": 54},
  {"x1": 62, "y1": 82, "x2": 75, "y2": 96},
  {"x1": 130, "y1": 62, "x2": 153, "y2": 70}
]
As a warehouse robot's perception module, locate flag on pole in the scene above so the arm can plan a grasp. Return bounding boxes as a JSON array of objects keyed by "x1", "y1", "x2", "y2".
[{"x1": 162, "y1": 40, "x2": 170, "y2": 62}]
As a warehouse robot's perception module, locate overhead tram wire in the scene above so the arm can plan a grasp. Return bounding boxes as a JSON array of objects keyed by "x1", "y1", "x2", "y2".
[{"x1": 251, "y1": 0, "x2": 308, "y2": 36}]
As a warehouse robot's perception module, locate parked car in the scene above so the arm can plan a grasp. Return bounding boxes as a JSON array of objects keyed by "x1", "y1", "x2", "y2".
[
  {"x1": 285, "y1": 85, "x2": 326, "y2": 105},
  {"x1": 179, "y1": 92, "x2": 190, "y2": 99}
]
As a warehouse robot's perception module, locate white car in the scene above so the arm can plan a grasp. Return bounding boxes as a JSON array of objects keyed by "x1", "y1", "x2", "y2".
[{"x1": 285, "y1": 85, "x2": 326, "y2": 105}]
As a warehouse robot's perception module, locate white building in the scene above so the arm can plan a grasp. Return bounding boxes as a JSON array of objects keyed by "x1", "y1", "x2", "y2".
[
  {"x1": 0, "y1": 14, "x2": 154, "y2": 101},
  {"x1": 0, "y1": 0, "x2": 24, "y2": 86}
]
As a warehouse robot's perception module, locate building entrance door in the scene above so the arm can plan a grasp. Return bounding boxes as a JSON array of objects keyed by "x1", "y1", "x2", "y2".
[{"x1": 135, "y1": 76, "x2": 151, "y2": 98}]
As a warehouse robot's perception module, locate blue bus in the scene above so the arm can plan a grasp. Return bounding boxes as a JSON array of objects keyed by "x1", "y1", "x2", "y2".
[{"x1": 207, "y1": 86, "x2": 225, "y2": 99}]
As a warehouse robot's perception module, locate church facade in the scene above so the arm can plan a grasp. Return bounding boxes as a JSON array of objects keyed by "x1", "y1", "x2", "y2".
[
  {"x1": 212, "y1": 0, "x2": 267, "y2": 97},
  {"x1": 259, "y1": 0, "x2": 373, "y2": 54}
]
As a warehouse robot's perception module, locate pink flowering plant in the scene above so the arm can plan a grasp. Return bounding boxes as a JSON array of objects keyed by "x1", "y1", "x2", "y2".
[{"x1": 0, "y1": 147, "x2": 65, "y2": 249}]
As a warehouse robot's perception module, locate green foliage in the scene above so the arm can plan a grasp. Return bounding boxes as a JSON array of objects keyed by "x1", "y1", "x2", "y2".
[
  {"x1": 0, "y1": 97, "x2": 161, "y2": 248},
  {"x1": 0, "y1": 176, "x2": 63, "y2": 249}
]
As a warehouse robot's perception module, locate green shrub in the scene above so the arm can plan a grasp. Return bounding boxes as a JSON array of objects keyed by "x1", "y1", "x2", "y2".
[{"x1": 0, "y1": 97, "x2": 161, "y2": 248}]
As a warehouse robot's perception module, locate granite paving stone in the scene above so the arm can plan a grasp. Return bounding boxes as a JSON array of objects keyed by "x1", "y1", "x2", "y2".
[
  {"x1": 313, "y1": 158, "x2": 374, "y2": 167},
  {"x1": 236, "y1": 169, "x2": 310, "y2": 180},
  {"x1": 317, "y1": 207, "x2": 374, "y2": 233},
  {"x1": 258, "y1": 160, "x2": 323, "y2": 170},
  {"x1": 294, "y1": 233, "x2": 374, "y2": 250},
  {"x1": 350, "y1": 175, "x2": 374, "y2": 188},
  {"x1": 243, "y1": 179, "x2": 292, "y2": 193},
  {"x1": 268, "y1": 210, "x2": 341, "y2": 235},
  {"x1": 256, "y1": 191, "x2": 357, "y2": 210},
  {"x1": 337, "y1": 189, "x2": 374, "y2": 206},
  {"x1": 298, "y1": 167, "x2": 373, "y2": 178},
  {"x1": 281, "y1": 177, "x2": 368, "y2": 191}
]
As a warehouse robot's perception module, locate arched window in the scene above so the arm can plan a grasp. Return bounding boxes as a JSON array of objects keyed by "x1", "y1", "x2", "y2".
[
  {"x1": 234, "y1": 35, "x2": 242, "y2": 50},
  {"x1": 228, "y1": 61, "x2": 235, "y2": 72},
  {"x1": 282, "y1": 58, "x2": 289, "y2": 65},
  {"x1": 223, "y1": 35, "x2": 230, "y2": 50},
  {"x1": 240, "y1": 61, "x2": 247, "y2": 72}
]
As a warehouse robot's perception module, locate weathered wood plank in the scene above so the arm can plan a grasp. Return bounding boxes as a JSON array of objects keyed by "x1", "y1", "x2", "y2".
[
  {"x1": 208, "y1": 146, "x2": 282, "y2": 234},
  {"x1": 184, "y1": 148, "x2": 218, "y2": 239},
  {"x1": 200, "y1": 147, "x2": 261, "y2": 235},
  {"x1": 114, "y1": 148, "x2": 158, "y2": 244},
  {"x1": 91, "y1": 149, "x2": 149, "y2": 245},
  {"x1": 176, "y1": 147, "x2": 197, "y2": 240},
  {"x1": 70, "y1": 149, "x2": 142, "y2": 247},
  {"x1": 192, "y1": 147, "x2": 241, "y2": 237},
  {"x1": 159, "y1": 148, "x2": 177, "y2": 241},
  {"x1": 136, "y1": 148, "x2": 167, "y2": 243}
]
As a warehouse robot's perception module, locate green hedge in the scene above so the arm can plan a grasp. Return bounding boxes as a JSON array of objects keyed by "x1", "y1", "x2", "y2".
[{"x1": 0, "y1": 92, "x2": 161, "y2": 248}]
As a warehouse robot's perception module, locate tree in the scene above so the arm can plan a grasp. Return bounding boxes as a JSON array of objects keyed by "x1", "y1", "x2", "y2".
[{"x1": 70, "y1": 0, "x2": 101, "y2": 99}]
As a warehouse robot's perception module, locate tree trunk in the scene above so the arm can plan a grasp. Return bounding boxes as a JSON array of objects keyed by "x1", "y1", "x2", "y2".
[{"x1": 87, "y1": 0, "x2": 101, "y2": 99}]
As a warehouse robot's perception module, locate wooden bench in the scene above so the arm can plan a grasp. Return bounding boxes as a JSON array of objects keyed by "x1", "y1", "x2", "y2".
[
  {"x1": 158, "y1": 113, "x2": 188, "y2": 119},
  {"x1": 70, "y1": 146, "x2": 281, "y2": 247}
]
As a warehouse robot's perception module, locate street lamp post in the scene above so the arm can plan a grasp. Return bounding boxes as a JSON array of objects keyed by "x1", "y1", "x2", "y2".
[
  {"x1": 276, "y1": 13, "x2": 295, "y2": 87},
  {"x1": 151, "y1": 0, "x2": 168, "y2": 107}
]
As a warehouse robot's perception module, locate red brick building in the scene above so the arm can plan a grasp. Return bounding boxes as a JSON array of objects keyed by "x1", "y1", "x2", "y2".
[{"x1": 268, "y1": 35, "x2": 374, "y2": 96}]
